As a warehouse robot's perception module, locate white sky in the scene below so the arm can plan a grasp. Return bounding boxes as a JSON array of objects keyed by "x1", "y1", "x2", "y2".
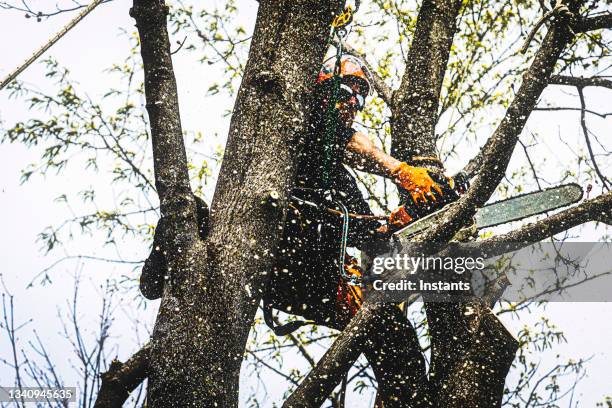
[{"x1": 1, "y1": 0, "x2": 611, "y2": 406}]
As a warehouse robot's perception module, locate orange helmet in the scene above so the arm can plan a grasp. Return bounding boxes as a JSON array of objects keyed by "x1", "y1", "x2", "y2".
[{"x1": 317, "y1": 54, "x2": 372, "y2": 95}]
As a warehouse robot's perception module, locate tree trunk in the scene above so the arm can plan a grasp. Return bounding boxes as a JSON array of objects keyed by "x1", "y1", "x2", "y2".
[{"x1": 131, "y1": 0, "x2": 341, "y2": 406}]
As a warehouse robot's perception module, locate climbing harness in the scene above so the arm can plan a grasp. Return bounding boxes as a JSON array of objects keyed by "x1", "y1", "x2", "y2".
[
  {"x1": 520, "y1": 0, "x2": 575, "y2": 54},
  {"x1": 334, "y1": 200, "x2": 363, "y2": 286},
  {"x1": 289, "y1": 192, "x2": 370, "y2": 286},
  {"x1": 0, "y1": 0, "x2": 106, "y2": 90}
]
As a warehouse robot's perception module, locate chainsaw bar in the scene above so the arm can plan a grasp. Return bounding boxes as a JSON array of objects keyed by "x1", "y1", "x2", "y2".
[{"x1": 394, "y1": 183, "x2": 583, "y2": 240}]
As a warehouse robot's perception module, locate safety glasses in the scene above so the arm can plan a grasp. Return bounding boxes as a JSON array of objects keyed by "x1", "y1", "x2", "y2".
[{"x1": 338, "y1": 83, "x2": 366, "y2": 111}]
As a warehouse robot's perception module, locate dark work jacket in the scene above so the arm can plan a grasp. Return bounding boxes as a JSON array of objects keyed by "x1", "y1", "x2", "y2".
[
  {"x1": 266, "y1": 116, "x2": 381, "y2": 326},
  {"x1": 293, "y1": 117, "x2": 380, "y2": 247}
]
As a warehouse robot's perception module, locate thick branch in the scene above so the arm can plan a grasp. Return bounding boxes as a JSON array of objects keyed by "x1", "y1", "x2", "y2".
[
  {"x1": 549, "y1": 75, "x2": 612, "y2": 90},
  {"x1": 391, "y1": 0, "x2": 463, "y2": 166},
  {"x1": 282, "y1": 303, "x2": 392, "y2": 408},
  {"x1": 574, "y1": 12, "x2": 612, "y2": 32},
  {"x1": 93, "y1": 344, "x2": 149, "y2": 408},
  {"x1": 130, "y1": 0, "x2": 197, "y2": 243}
]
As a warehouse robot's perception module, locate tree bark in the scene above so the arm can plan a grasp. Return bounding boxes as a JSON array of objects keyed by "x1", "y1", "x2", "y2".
[
  {"x1": 93, "y1": 344, "x2": 149, "y2": 408},
  {"x1": 391, "y1": 0, "x2": 463, "y2": 167},
  {"x1": 574, "y1": 12, "x2": 612, "y2": 32},
  {"x1": 131, "y1": 0, "x2": 341, "y2": 406}
]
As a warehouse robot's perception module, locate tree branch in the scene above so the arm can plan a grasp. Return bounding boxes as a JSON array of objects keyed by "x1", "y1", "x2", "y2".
[
  {"x1": 130, "y1": 0, "x2": 198, "y2": 245},
  {"x1": 282, "y1": 302, "x2": 391, "y2": 408},
  {"x1": 549, "y1": 75, "x2": 612, "y2": 90},
  {"x1": 577, "y1": 87, "x2": 610, "y2": 190},
  {"x1": 391, "y1": 0, "x2": 463, "y2": 167},
  {"x1": 574, "y1": 12, "x2": 612, "y2": 33},
  {"x1": 93, "y1": 344, "x2": 149, "y2": 408},
  {"x1": 532, "y1": 106, "x2": 612, "y2": 118}
]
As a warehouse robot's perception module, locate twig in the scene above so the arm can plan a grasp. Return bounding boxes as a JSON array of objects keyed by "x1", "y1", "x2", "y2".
[
  {"x1": 549, "y1": 75, "x2": 612, "y2": 90},
  {"x1": 518, "y1": 138, "x2": 543, "y2": 190},
  {"x1": 577, "y1": 87, "x2": 610, "y2": 190},
  {"x1": 170, "y1": 36, "x2": 187, "y2": 55}
]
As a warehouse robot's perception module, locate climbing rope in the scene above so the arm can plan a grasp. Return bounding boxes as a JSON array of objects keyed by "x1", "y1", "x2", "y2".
[
  {"x1": 322, "y1": 2, "x2": 366, "y2": 286},
  {"x1": 321, "y1": 1, "x2": 361, "y2": 188},
  {"x1": 0, "y1": 0, "x2": 106, "y2": 91}
]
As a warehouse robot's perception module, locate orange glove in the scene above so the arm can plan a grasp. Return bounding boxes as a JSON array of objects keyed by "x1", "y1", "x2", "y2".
[
  {"x1": 337, "y1": 259, "x2": 364, "y2": 321},
  {"x1": 391, "y1": 162, "x2": 443, "y2": 203},
  {"x1": 388, "y1": 205, "x2": 413, "y2": 229}
]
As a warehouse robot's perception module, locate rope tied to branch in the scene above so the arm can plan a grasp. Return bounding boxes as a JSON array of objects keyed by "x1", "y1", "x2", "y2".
[{"x1": 521, "y1": 0, "x2": 576, "y2": 54}]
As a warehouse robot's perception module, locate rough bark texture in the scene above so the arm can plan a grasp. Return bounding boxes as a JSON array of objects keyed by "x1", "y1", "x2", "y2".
[
  {"x1": 130, "y1": 0, "x2": 341, "y2": 406},
  {"x1": 574, "y1": 12, "x2": 612, "y2": 32},
  {"x1": 130, "y1": 1, "x2": 198, "y2": 245},
  {"x1": 207, "y1": 0, "x2": 342, "y2": 333},
  {"x1": 390, "y1": 0, "x2": 463, "y2": 167}
]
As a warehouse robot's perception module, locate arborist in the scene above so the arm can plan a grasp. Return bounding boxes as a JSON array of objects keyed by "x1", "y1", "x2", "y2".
[{"x1": 264, "y1": 53, "x2": 458, "y2": 407}]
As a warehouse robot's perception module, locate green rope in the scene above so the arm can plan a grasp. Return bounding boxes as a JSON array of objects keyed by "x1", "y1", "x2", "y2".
[
  {"x1": 321, "y1": 30, "x2": 344, "y2": 189},
  {"x1": 321, "y1": 0, "x2": 361, "y2": 189}
]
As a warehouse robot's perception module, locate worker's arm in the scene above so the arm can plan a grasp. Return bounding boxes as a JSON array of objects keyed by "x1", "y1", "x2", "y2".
[
  {"x1": 345, "y1": 131, "x2": 443, "y2": 203},
  {"x1": 344, "y1": 131, "x2": 401, "y2": 177}
]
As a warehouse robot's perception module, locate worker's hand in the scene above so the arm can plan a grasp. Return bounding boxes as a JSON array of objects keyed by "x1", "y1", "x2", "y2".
[
  {"x1": 391, "y1": 162, "x2": 443, "y2": 204},
  {"x1": 449, "y1": 171, "x2": 471, "y2": 195},
  {"x1": 388, "y1": 205, "x2": 414, "y2": 229}
]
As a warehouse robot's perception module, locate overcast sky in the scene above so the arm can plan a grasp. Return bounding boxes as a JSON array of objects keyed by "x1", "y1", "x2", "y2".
[{"x1": 1, "y1": 1, "x2": 611, "y2": 406}]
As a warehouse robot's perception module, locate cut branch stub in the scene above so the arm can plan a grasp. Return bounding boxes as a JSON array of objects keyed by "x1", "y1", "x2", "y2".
[{"x1": 93, "y1": 344, "x2": 150, "y2": 408}]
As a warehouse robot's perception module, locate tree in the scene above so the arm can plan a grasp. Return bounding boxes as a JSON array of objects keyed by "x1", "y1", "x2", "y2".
[{"x1": 1, "y1": 0, "x2": 611, "y2": 407}]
